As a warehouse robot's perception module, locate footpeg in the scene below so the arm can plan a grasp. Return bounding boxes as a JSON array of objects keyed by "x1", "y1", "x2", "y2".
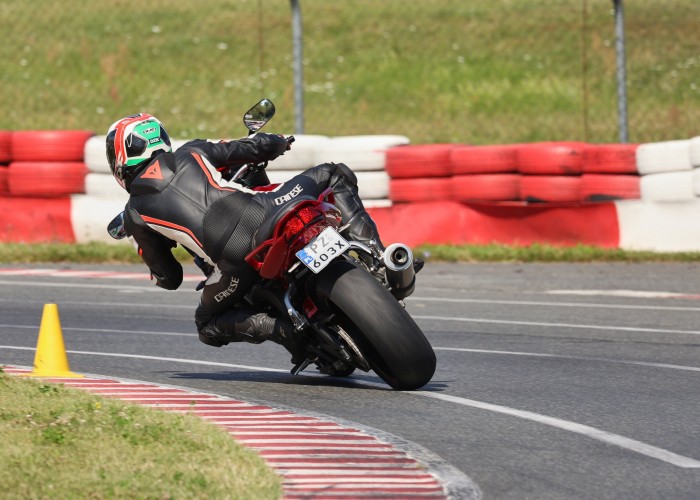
[{"x1": 291, "y1": 357, "x2": 312, "y2": 375}]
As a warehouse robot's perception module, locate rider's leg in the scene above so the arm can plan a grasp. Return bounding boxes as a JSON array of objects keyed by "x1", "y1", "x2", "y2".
[
  {"x1": 195, "y1": 266, "x2": 304, "y2": 362},
  {"x1": 301, "y1": 162, "x2": 385, "y2": 249}
]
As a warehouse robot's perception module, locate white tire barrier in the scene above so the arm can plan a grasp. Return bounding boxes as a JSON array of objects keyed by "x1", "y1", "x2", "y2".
[
  {"x1": 689, "y1": 137, "x2": 700, "y2": 168},
  {"x1": 617, "y1": 199, "x2": 700, "y2": 252},
  {"x1": 640, "y1": 171, "x2": 694, "y2": 202},
  {"x1": 267, "y1": 169, "x2": 389, "y2": 200},
  {"x1": 84, "y1": 135, "x2": 109, "y2": 173},
  {"x1": 71, "y1": 195, "x2": 127, "y2": 244},
  {"x1": 85, "y1": 173, "x2": 129, "y2": 201},
  {"x1": 314, "y1": 135, "x2": 410, "y2": 171},
  {"x1": 692, "y1": 168, "x2": 700, "y2": 196},
  {"x1": 268, "y1": 135, "x2": 330, "y2": 170},
  {"x1": 636, "y1": 140, "x2": 692, "y2": 175}
]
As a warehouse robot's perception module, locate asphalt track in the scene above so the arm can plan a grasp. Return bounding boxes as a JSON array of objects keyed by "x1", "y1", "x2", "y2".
[{"x1": 2, "y1": 262, "x2": 700, "y2": 499}]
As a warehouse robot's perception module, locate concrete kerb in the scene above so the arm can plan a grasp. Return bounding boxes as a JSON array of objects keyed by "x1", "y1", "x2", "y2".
[{"x1": 4, "y1": 365, "x2": 481, "y2": 500}]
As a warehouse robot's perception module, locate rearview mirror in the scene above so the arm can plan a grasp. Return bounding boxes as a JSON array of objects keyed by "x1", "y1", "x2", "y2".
[
  {"x1": 243, "y1": 99, "x2": 275, "y2": 134},
  {"x1": 107, "y1": 211, "x2": 127, "y2": 240}
]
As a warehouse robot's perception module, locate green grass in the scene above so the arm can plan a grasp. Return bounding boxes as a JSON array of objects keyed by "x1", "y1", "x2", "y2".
[
  {"x1": 2, "y1": 242, "x2": 700, "y2": 264},
  {"x1": 1, "y1": 0, "x2": 699, "y2": 144},
  {"x1": 415, "y1": 243, "x2": 700, "y2": 263},
  {"x1": 0, "y1": 368, "x2": 282, "y2": 499}
]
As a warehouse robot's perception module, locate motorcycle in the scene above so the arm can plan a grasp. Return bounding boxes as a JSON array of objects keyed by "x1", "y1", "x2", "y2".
[{"x1": 108, "y1": 99, "x2": 436, "y2": 390}]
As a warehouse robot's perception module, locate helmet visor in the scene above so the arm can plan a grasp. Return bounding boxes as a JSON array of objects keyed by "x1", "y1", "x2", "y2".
[{"x1": 125, "y1": 133, "x2": 148, "y2": 158}]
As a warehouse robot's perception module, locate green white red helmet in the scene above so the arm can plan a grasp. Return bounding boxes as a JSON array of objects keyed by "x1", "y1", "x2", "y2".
[{"x1": 106, "y1": 113, "x2": 172, "y2": 189}]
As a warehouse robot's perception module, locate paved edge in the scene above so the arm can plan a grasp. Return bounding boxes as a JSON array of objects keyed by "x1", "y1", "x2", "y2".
[{"x1": 4, "y1": 364, "x2": 480, "y2": 500}]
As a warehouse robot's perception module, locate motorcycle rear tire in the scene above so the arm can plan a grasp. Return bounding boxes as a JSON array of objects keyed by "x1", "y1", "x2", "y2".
[{"x1": 313, "y1": 260, "x2": 436, "y2": 390}]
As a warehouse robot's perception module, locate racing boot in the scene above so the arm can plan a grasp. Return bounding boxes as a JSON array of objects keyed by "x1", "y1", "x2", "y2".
[{"x1": 198, "y1": 309, "x2": 307, "y2": 364}]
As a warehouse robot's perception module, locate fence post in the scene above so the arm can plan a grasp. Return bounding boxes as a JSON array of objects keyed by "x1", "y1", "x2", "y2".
[
  {"x1": 290, "y1": 0, "x2": 304, "y2": 134},
  {"x1": 613, "y1": 0, "x2": 629, "y2": 143}
]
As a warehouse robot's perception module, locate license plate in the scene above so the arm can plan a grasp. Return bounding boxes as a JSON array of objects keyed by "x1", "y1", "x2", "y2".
[{"x1": 296, "y1": 227, "x2": 350, "y2": 273}]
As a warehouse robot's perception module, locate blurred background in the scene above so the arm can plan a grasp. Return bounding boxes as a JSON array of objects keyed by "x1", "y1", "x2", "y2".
[{"x1": 1, "y1": 0, "x2": 698, "y2": 145}]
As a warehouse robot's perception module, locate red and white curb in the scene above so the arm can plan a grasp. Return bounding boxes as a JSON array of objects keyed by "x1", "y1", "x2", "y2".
[{"x1": 3, "y1": 365, "x2": 478, "y2": 499}]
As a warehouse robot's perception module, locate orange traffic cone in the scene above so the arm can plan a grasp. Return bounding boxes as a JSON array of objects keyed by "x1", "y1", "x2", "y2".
[{"x1": 21, "y1": 304, "x2": 84, "y2": 378}]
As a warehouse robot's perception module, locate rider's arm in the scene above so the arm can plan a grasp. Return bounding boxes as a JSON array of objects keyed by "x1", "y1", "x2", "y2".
[
  {"x1": 124, "y1": 208, "x2": 183, "y2": 290},
  {"x1": 184, "y1": 133, "x2": 288, "y2": 169}
]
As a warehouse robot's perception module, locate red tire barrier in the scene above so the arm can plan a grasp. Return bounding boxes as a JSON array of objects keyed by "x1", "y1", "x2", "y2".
[
  {"x1": 367, "y1": 200, "x2": 620, "y2": 248},
  {"x1": 385, "y1": 144, "x2": 453, "y2": 178},
  {"x1": 451, "y1": 174, "x2": 520, "y2": 202},
  {"x1": 520, "y1": 175, "x2": 582, "y2": 203},
  {"x1": 581, "y1": 174, "x2": 640, "y2": 201},
  {"x1": 0, "y1": 166, "x2": 8, "y2": 195},
  {"x1": 450, "y1": 145, "x2": 518, "y2": 175},
  {"x1": 0, "y1": 131, "x2": 11, "y2": 163},
  {"x1": 516, "y1": 142, "x2": 586, "y2": 175},
  {"x1": 11, "y1": 130, "x2": 94, "y2": 162},
  {"x1": 7, "y1": 162, "x2": 87, "y2": 197},
  {"x1": 389, "y1": 177, "x2": 452, "y2": 203},
  {"x1": 582, "y1": 144, "x2": 639, "y2": 174},
  {"x1": 0, "y1": 197, "x2": 75, "y2": 242}
]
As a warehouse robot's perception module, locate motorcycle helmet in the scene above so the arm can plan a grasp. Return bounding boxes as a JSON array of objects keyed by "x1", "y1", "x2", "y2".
[{"x1": 106, "y1": 113, "x2": 172, "y2": 189}]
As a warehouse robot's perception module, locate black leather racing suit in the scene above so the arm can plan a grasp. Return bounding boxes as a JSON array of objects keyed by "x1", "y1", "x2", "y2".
[{"x1": 122, "y1": 133, "x2": 381, "y2": 345}]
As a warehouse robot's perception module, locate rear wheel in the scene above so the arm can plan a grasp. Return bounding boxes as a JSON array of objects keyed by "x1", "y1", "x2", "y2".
[{"x1": 313, "y1": 260, "x2": 436, "y2": 390}]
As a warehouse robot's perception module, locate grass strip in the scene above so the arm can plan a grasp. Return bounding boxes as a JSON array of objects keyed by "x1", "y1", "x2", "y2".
[
  {"x1": 414, "y1": 243, "x2": 700, "y2": 263},
  {"x1": 1, "y1": 242, "x2": 700, "y2": 264},
  {"x1": 0, "y1": 367, "x2": 281, "y2": 499}
]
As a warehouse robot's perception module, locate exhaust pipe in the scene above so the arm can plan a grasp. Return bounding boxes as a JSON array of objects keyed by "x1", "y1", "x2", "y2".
[{"x1": 383, "y1": 243, "x2": 416, "y2": 300}]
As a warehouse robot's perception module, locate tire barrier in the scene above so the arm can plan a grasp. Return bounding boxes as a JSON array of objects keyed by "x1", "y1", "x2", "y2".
[
  {"x1": 267, "y1": 169, "x2": 390, "y2": 200},
  {"x1": 314, "y1": 135, "x2": 410, "y2": 171},
  {"x1": 636, "y1": 139, "x2": 692, "y2": 175},
  {"x1": 450, "y1": 144, "x2": 518, "y2": 175},
  {"x1": 0, "y1": 197, "x2": 74, "y2": 243},
  {"x1": 451, "y1": 174, "x2": 520, "y2": 202},
  {"x1": 3, "y1": 130, "x2": 700, "y2": 251},
  {"x1": 367, "y1": 200, "x2": 619, "y2": 248},
  {"x1": 693, "y1": 169, "x2": 700, "y2": 197},
  {"x1": 515, "y1": 142, "x2": 586, "y2": 175},
  {"x1": 84, "y1": 173, "x2": 129, "y2": 201},
  {"x1": 389, "y1": 177, "x2": 452, "y2": 203},
  {"x1": 0, "y1": 131, "x2": 11, "y2": 163},
  {"x1": 580, "y1": 174, "x2": 641, "y2": 202},
  {"x1": 12, "y1": 130, "x2": 94, "y2": 162},
  {"x1": 519, "y1": 175, "x2": 582, "y2": 203},
  {"x1": 0, "y1": 165, "x2": 8, "y2": 195},
  {"x1": 83, "y1": 135, "x2": 110, "y2": 174},
  {"x1": 640, "y1": 171, "x2": 695, "y2": 202},
  {"x1": 616, "y1": 199, "x2": 700, "y2": 252},
  {"x1": 385, "y1": 144, "x2": 453, "y2": 178},
  {"x1": 690, "y1": 137, "x2": 700, "y2": 168},
  {"x1": 582, "y1": 144, "x2": 638, "y2": 174},
  {"x1": 7, "y1": 162, "x2": 87, "y2": 198},
  {"x1": 267, "y1": 135, "x2": 330, "y2": 171},
  {"x1": 70, "y1": 195, "x2": 129, "y2": 244}
]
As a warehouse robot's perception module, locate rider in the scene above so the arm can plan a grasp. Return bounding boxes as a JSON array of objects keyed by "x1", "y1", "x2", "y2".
[{"x1": 106, "y1": 113, "x2": 391, "y2": 362}]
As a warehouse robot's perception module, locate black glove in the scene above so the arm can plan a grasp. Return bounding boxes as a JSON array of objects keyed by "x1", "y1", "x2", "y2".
[
  {"x1": 253, "y1": 133, "x2": 290, "y2": 159},
  {"x1": 192, "y1": 255, "x2": 215, "y2": 291}
]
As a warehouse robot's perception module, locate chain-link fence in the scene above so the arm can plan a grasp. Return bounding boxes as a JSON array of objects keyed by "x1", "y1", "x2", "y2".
[{"x1": 1, "y1": 0, "x2": 698, "y2": 145}]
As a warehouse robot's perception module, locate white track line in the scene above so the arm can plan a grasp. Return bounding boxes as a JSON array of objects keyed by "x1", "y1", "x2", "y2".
[
  {"x1": 2, "y1": 346, "x2": 698, "y2": 468},
  {"x1": 435, "y1": 347, "x2": 700, "y2": 372},
  {"x1": 410, "y1": 296, "x2": 700, "y2": 312},
  {"x1": 413, "y1": 315, "x2": 700, "y2": 336},
  {"x1": 415, "y1": 391, "x2": 700, "y2": 469}
]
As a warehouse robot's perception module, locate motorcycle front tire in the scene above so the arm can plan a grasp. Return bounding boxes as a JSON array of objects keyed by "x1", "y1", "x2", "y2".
[{"x1": 312, "y1": 259, "x2": 436, "y2": 390}]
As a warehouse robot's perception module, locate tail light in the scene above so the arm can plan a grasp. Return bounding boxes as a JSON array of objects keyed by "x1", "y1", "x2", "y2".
[{"x1": 284, "y1": 206, "x2": 323, "y2": 239}]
